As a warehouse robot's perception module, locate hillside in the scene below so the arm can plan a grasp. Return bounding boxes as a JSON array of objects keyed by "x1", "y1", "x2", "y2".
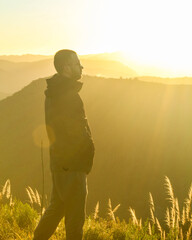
[
  {"x1": 0, "y1": 76, "x2": 192, "y2": 221},
  {"x1": 139, "y1": 76, "x2": 192, "y2": 85},
  {"x1": 0, "y1": 91, "x2": 10, "y2": 100},
  {"x1": 0, "y1": 59, "x2": 54, "y2": 93}
]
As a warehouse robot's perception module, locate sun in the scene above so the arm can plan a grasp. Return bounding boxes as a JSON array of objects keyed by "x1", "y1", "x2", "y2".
[{"x1": 94, "y1": 0, "x2": 192, "y2": 77}]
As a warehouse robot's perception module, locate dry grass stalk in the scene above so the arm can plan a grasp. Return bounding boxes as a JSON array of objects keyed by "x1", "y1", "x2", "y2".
[
  {"x1": 150, "y1": 208, "x2": 155, "y2": 225},
  {"x1": 149, "y1": 192, "x2": 155, "y2": 225},
  {"x1": 42, "y1": 207, "x2": 45, "y2": 215},
  {"x1": 156, "y1": 217, "x2": 162, "y2": 238},
  {"x1": 185, "y1": 184, "x2": 192, "y2": 221},
  {"x1": 108, "y1": 198, "x2": 120, "y2": 222},
  {"x1": 164, "y1": 176, "x2": 175, "y2": 208},
  {"x1": 113, "y1": 204, "x2": 121, "y2": 214},
  {"x1": 138, "y1": 218, "x2": 142, "y2": 229},
  {"x1": 27, "y1": 186, "x2": 37, "y2": 203},
  {"x1": 163, "y1": 178, "x2": 192, "y2": 238},
  {"x1": 35, "y1": 188, "x2": 41, "y2": 206},
  {"x1": 26, "y1": 188, "x2": 33, "y2": 205},
  {"x1": 175, "y1": 198, "x2": 180, "y2": 222},
  {"x1": 2, "y1": 179, "x2": 11, "y2": 199},
  {"x1": 93, "y1": 201, "x2": 99, "y2": 220},
  {"x1": 170, "y1": 206, "x2": 175, "y2": 228},
  {"x1": 148, "y1": 222, "x2": 152, "y2": 235},
  {"x1": 162, "y1": 230, "x2": 166, "y2": 240},
  {"x1": 185, "y1": 183, "x2": 192, "y2": 207},
  {"x1": 26, "y1": 186, "x2": 41, "y2": 207},
  {"x1": 179, "y1": 228, "x2": 184, "y2": 240},
  {"x1": 181, "y1": 207, "x2": 186, "y2": 225},
  {"x1": 129, "y1": 207, "x2": 138, "y2": 225},
  {"x1": 186, "y1": 224, "x2": 192, "y2": 240},
  {"x1": 9, "y1": 194, "x2": 14, "y2": 207},
  {"x1": 149, "y1": 192, "x2": 155, "y2": 212},
  {"x1": 164, "y1": 176, "x2": 179, "y2": 230},
  {"x1": 165, "y1": 208, "x2": 170, "y2": 228},
  {"x1": 175, "y1": 215, "x2": 179, "y2": 230}
]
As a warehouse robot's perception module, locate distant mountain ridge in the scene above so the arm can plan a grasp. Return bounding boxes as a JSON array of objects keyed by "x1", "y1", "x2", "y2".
[
  {"x1": 0, "y1": 57, "x2": 137, "y2": 93},
  {"x1": 0, "y1": 54, "x2": 52, "y2": 62},
  {"x1": 2, "y1": 52, "x2": 192, "y2": 77},
  {"x1": 0, "y1": 52, "x2": 122, "y2": 63}
]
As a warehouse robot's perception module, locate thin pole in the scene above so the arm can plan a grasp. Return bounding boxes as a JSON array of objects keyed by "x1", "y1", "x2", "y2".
[{"x1": 40, "y1": 140, "x2": 45, "y2": 217}]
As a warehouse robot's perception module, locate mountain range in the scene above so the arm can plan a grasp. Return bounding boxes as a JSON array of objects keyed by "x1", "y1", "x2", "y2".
[
  {"x1": 1, "y1": 53, "x2": 192, "y2": 97},
  {"x1": 0, "y1": 54, "x2": 137, "y2": 94}
]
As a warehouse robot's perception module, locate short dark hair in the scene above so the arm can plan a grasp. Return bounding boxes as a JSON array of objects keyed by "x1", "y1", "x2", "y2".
[{"x1": 54, "y1": 49, "x2": 76, "y2": 74}]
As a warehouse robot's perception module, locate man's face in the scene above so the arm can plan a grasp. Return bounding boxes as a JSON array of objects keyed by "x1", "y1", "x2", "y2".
[{"x1": 61, "y1": 53, "x2": 83, "y2": 80}]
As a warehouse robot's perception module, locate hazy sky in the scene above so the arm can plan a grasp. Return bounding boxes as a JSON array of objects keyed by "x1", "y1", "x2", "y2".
[{"x1": 1, "y1": 0, "x2": 192, "y2": 75}]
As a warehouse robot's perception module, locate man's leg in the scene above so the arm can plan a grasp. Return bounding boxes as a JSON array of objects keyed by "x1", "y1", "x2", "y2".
[
  {"x1": 64, "y1": 172, "x2": 88, "y2": 240},
  {"x1": 33, "y1": 174, "x2": 65, "y2": 240}
]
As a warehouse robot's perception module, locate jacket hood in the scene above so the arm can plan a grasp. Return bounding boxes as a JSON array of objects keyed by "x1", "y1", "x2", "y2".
[{"x1": 44, "y1": 74, "x2": 83, "y2": 98}]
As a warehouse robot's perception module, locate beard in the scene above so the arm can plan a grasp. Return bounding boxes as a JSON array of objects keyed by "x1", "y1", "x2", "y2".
[{"x1": 72, "y1": 72, "x2": 82, "y2": 81}]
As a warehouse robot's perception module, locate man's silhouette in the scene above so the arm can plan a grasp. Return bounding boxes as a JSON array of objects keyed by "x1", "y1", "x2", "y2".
[{"x1": 33, "y1": 49, "x2": 95, "y2": 240}]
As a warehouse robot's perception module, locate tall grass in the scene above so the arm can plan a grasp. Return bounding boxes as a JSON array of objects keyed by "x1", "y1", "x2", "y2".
[
  {"x1": 0, "y1": 176, "x2": 191, "y2": 239},
  {"x1": 127, "y1": 176, "x2": 192, "y2": 240}
]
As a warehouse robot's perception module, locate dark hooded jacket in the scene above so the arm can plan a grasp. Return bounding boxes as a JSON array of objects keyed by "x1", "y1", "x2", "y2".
[{"x1": 44, "y1": 74, "x2": 95, "y2": 174}]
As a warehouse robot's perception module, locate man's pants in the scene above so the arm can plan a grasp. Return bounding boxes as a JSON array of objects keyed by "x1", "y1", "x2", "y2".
[{"x1": 33, "y1": 170, "x2": 88, "y2": 240}]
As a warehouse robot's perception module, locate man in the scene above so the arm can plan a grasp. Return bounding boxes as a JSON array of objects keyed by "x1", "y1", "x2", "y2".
[{"x1": 33, "y1": 49, "x2": 95, "y2": 240}]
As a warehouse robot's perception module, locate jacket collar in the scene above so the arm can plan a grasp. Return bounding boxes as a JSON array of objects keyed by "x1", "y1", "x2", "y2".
[{"x1": 44, "y1": 73, "x2": 83, "y2": 97}]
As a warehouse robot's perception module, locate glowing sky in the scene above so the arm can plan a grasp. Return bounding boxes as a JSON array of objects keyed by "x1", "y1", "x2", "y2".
[{"x1": 1, "y1": 0, "x2": 192, "y2": 76}]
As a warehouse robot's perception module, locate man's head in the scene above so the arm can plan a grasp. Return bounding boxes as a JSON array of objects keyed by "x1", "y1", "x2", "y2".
[{"x1": 54, "y1": 49, "x2": 83, "y2": 80}]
